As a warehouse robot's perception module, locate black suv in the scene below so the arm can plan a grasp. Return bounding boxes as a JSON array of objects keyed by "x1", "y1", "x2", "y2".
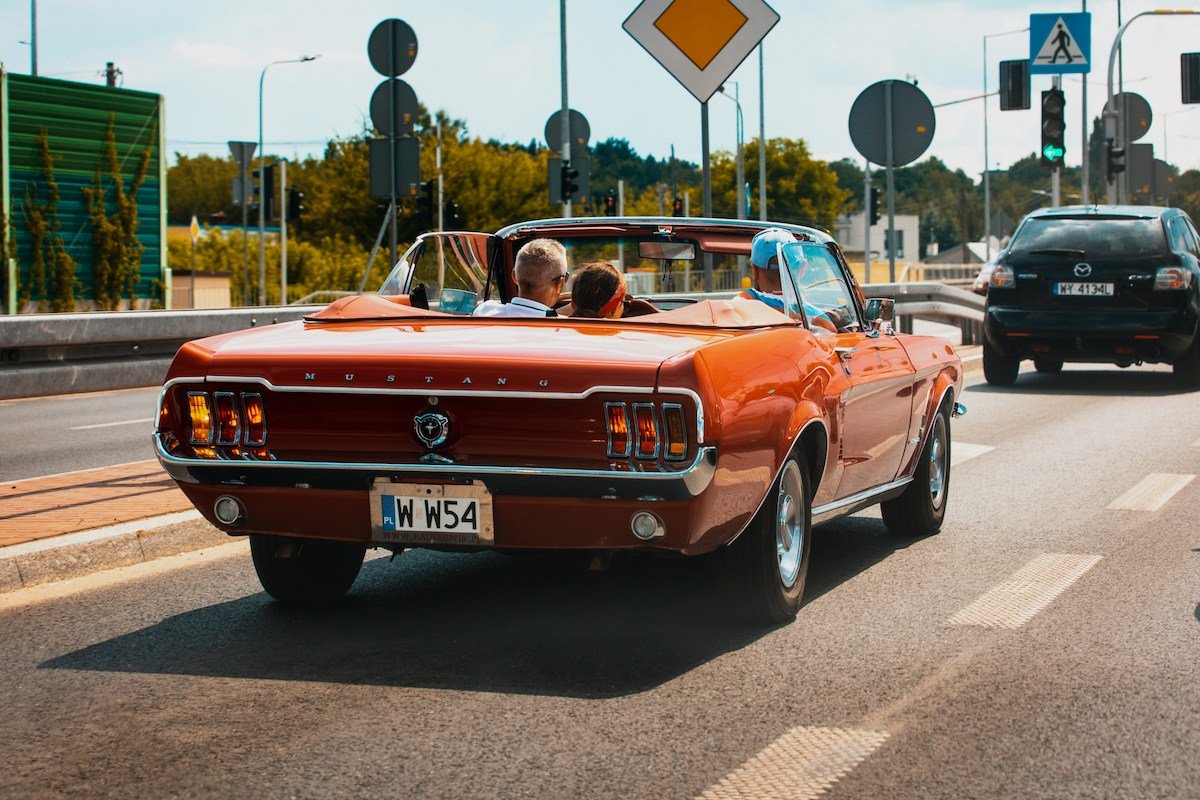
[{"x1": 983, "y1": 205, "x2": 1200, "y2": 388}]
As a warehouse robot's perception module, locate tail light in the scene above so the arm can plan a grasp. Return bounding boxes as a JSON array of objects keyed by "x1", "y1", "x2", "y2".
[
  {"x1": 242, "y1": 393, "x2": 267, "y2": 446},
  {"x1": 990, "y1": 264, "x2": 1016, "y2": 288},
  {"x1": 188, "y1": 392, "x2": 213, "y2": 444},
  {"x1": 605, "y1": 402, "x2": 631, "y2": 458},
  {"x1": 661, "y1": 404, "x2": 687, "y2": 461},
  {"x1": 213, "y1": 392, "x2": 240, "y2": 444},
  {"x1": 632, "y1": 404, "x2": 660, "y2": 459},
  {"x1": 1154, "y1": 267, "x2": 1193, "y2": 290}
]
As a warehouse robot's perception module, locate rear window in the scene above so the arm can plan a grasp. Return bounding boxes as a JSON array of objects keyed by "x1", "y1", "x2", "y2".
[{"x1": 1010, "y1": 217, "x2": 1167, "y2": 258}]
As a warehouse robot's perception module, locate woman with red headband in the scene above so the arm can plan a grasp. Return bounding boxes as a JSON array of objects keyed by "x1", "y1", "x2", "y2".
[{"x1": 569, "y1": 262, "x2": 628, "y2": 319}]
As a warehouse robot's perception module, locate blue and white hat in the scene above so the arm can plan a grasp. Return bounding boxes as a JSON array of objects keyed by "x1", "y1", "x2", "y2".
[{"x1": 749, "y1": 228, "x2": 796, "y2": 269}]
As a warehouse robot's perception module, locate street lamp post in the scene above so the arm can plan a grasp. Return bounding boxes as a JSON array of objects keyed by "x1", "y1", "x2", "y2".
[
  {"x1": 719, "y1": 83, "x2": 746, "y2": 280},
  {"x1": 258, "y1": 54, "x2": 319, "y2": 306},
  {"x1": 982, "y1": 27, "x2": 1027, "y2": 263}
]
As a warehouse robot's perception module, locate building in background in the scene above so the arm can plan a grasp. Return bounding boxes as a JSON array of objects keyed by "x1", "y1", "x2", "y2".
[{"x1": 835, "y1": 212, "x2": 920, "y2": 264}]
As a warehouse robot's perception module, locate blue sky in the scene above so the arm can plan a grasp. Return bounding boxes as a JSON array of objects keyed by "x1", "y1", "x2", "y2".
[{"x1": 2, "y1": 0, "x2": 1198, "y2": 176}]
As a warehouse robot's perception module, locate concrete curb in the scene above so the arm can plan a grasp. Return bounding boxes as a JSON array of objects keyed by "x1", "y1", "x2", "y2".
[{"x1": 0, "y1": 510, "x2": 230, "y2": 594}]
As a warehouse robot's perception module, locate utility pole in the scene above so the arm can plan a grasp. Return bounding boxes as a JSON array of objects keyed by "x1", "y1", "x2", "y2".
[
  {"x1": 29, "y1": 0, "x2": 37, "y2": 76},
  {"x1": 559, "y1": 0, "x2": 572, "y2": 219},
  {"x1": 279, "y1": 159, "x2": 288, "y2": 304},
  {"x1": 758, "y1": 43, "x2": 767, "y2": 221},
  {"x1": 1080, "y1": 0, "x2": 1089, "y2": 204},
  {"x1": 104, "y1": 62, "x2": 118, "y2": 87},
  {"x1": 436, "y1": 119, "x2": 444, "y2": 231}
]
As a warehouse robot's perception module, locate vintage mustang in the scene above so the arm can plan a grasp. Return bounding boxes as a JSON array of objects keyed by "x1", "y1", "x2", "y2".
[{"x1": 155, "y1": 217, "x2": 964, "y2": 622}]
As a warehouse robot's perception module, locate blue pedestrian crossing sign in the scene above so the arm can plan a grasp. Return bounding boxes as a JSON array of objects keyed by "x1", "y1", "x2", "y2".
[{"x1": 1030, "y1": 12, "x2": 1091, "y2": 74}]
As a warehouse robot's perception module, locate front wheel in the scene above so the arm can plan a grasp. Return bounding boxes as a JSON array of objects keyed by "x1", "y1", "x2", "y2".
[
  {"x1": 983, "y1": 339, "x2": 1020, "y2": 386},
  {"x1": 1172, "y1": 335, "x2": 1200, "y2": 389},
  {"x1": 249, "y1": 534, "x2": 366, "y2": 603},
  {"x1": 882, "y1": 402, "x2": 951, "y2": 537},
  {"x1": 723, "y1": 456, "x2": 812, "y2": 624}
]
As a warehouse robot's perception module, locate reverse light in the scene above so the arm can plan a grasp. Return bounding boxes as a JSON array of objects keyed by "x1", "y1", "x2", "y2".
[
  {"x1": 633, "y1": 403, "x2": 660, "y2": 459},
  {"x1": 1153, "y1": 267, "x2": 1193, "y2": 290},
  {"x1": 630, "y1": 511, "x2": 665, "y2": 541},
  {"x1": 188, "y1": 392, "x2": 213, "y2": 445},
  {"x1": 990, "y1": 264, "x2": 1016, "y2": 288},
  {"x1": 242, "y1": 393, "x2": 267, "y2": 446},
  {"x1": 605, "y1": 402, "x2": 631, "y2": 458},
  {"x1": 213, "y1": 392, "x2": 240, "y2": 445},
  {"x1": 661, "y1": 404, "x2": 687, "y2": 461}
]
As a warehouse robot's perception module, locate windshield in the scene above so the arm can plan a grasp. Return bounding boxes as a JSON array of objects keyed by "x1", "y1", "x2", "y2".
[
  {"x1": 781, "y1": 241, "x2": 861, "y2": 331},
  {"x1": 1010, "y1": 217, "x2": 1167, "y2": 258}
]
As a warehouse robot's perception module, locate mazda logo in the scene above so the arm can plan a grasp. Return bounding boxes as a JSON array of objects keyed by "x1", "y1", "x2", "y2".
[
  {"x1": 414, "y1": 411, "x2": 450, "y2": 448},
  {"x1": 1073, "y1": 263, "x2": 1093, "y2": 277}
]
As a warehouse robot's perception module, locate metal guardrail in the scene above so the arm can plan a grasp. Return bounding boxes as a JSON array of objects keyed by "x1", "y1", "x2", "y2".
[{"x1": 0, "y1": 282, "x2": 985, "y2": 400}]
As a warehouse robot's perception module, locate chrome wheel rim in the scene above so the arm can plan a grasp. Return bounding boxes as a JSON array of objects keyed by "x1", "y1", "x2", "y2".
[
  {"x1": 775, "y1": 461, "x2": 805, "y2": 588},
  {"x1": 929, "y1": 414, "x2": 948, "y2": 510}
]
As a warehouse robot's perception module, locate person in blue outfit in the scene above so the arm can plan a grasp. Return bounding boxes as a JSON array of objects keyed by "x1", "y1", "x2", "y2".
[{"x1": 739, "y1": 228, "x2": 838, "y2": 333}]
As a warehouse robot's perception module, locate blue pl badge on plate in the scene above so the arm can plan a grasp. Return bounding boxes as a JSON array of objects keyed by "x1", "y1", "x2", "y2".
[{"x1": 1030, "y1": 13, "x2": 1092, "y2": 75}]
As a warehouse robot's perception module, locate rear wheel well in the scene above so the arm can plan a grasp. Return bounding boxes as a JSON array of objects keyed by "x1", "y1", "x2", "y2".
[{"x1": 793, "y1": 422, "x2": 828, "y2": 499}]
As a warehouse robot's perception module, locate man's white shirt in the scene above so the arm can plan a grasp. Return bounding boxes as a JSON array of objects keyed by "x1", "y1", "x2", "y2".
[{"x1": 472, "y1": 297, "x2": 556, "y2": 318}]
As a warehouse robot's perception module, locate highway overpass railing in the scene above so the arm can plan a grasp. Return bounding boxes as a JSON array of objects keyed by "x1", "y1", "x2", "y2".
[{"x1": 0, "y1": 282, "x2": 983, "y2": 400}]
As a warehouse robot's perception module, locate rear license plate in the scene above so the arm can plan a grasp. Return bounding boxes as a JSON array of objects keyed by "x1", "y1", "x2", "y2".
[
  {"x1": 369, "y1": 480, "x2": 494, "y2": 545},
  {"x1": 1053, "y1": 282, "x2": 1114, "y2": 296}
]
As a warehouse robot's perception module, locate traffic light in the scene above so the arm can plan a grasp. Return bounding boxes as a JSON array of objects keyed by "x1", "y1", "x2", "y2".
[
  {"x1": 603, "y1": 191, "x2": 617, "y2": 216},
  {"x1": 868, "y1": 186, "x2": 880, "y2": 226},
  {"x1": 672, "y1": 195, "x2": 683, "y2": 216},
  {"x1": 560, "y1": 162, "x2": 580, "y2": 202},
  {"x1": 445, "y1": 198, "x2": 464, "y2": 229},
  {"x1": 286, "y1": 188, "x2": 305, "y2": 222},
  {"x1": 415, "y1": 180, "x2": 435, "y2": 228},
  {"x1": 252, "y1": 163, "x2": 276, "y2": 219},
  {"x1": 1106, "y1": 140, "x2": 1127, "y2": 179},
  {"x1": 1040, "y1": 88, "x2": 1066, "y2": 167},
  {"x1": 1183, "y1": 53, "x2": 1200, "y2": 104}
]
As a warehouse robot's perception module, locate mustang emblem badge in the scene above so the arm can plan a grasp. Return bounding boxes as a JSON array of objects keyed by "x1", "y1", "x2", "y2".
[
  {"x1": 1073, "y1": 263, "x2": 1093, "y2": 277},
  {"x1": 414, "y1": 411, "x2": 450, "y2": 448}
]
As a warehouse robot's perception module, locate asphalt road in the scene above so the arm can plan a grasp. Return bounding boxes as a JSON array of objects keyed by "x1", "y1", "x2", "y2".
[
  {"x1": 0, "y1": 387, "x2": 161, "y2": 482},
  {"x1": 2, "y1": 362, "x2": 1198, "y2": 799}
]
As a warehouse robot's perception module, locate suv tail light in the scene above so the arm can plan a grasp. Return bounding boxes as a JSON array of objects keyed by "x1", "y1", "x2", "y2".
[
  {"x1": 990, "y1": 264, "x2": 1016, "y2": 288},
  {"x1": 1154, "y1": 267, "x2": 1193, "y2": 290}
]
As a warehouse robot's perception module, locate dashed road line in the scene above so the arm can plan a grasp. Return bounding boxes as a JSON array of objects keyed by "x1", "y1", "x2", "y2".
[
  {"x1": 69, "y1": 418, "x2": 154, "y2": 431},
  {"x1": 950, "y1": 442, "x2": 993, "y2": 467},
  {"x1": 948, "y1": 553, "x2": 1101, "y2": 629},
  {"x1": 696, "y1": 726, "x2": 889, "y2": 800},
  {"x1": 1107, "y1": 473, "x2": 1195, "y2": 512}
]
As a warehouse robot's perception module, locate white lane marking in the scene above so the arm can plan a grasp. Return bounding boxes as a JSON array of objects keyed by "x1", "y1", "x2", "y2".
[
  {"x1": 1107, "y1": 473, "x2": 1195, "y2": 512},
  {"x1": 696, "y1": 726, "x2": 888, "y2": 800},
  {"x1": 1191, "y1": 437, "x2": 1200, "y2": 448},
  {"x1": 949, "y1": 553, "x2": 1101, "y2": 629},
  {"x1": 951, "y1": 442, "x2": 993, "y2": 467},
  {"x1": 960, "y1": 353, "x2": 983, "y2": 364},
  {"x1": 69, "y1": 417, "x2": 154, "y2": 431}
]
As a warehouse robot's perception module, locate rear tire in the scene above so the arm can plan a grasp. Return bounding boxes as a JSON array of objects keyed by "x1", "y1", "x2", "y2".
[
  {"x1": 1172, "y1": 335, "x2": 1200, "y2": 389},
  {"x1": 882, "y1": 402, "x2": 951, "y2": 538},
  {"x1": 724, "y1": 456, "x2": 811, "y2": 624},
  {"x1": 1033, "y1": 357, "x2": 1063, "y2": 374},
  {"x1": 983, "y1": 339, "x2": 1020, "y2": 386},
  {"x1": 249, "y1": 534, "x2": 366, "y2": 603}
]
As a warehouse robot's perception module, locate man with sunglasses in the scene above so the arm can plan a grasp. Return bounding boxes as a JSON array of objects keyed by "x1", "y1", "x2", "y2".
[{"x1": 473, "y1": 238, "x2": 569, "y2": 318}]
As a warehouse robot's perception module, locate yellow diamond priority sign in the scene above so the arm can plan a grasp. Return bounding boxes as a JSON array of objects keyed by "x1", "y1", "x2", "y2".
[{"x1": 624, "y1": 0, "x2": 779, "y2": 103}]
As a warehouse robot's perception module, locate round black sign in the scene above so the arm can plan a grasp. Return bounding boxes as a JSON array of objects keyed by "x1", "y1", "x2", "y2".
[
  {"x1": 1109, "y1": 92, "x2": 1152, "y2": 143},
  {"x1": 544, "y1": 109, "x2": 590, "y2": 153},
  {"x1": 368, "y1": 19, "x2": 418, "y2": 78},
  {"x1": 370, "y1": 79, "x2": 419, "y2": 136},
  {"x1": 848, "y1": 80, "x2": 936, "y2": 167}
]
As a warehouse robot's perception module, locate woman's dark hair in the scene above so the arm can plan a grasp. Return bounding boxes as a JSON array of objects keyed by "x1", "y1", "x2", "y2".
[{"x1": 570, "y1": 262, "x2": 624, "y2": 318}]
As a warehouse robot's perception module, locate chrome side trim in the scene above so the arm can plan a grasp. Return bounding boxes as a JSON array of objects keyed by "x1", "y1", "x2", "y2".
[
  {"x1": 155, "y1": 435, "x2": 719, "y2": 500},
  {"x1": 811, "y1": 476, "x2": 915, "y2": 525},
  {"x1": 161, "y1": 376, "x2": 706, "y2": 446}
]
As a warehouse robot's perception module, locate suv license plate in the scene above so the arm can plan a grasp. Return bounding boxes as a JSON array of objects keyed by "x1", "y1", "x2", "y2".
[
  {"x1": 1054, "y1": 282, "x2": 1114, "y2": 296},
  {"x1": 370, "y1": 480, "x2": 494, "y2": 545}
]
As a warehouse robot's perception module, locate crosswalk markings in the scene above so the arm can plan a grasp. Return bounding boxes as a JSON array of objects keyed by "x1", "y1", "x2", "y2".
[
  {"x1": 948, "y1": 553, "x2": 1101, "y2": 629},
  {"x1": 696, "y1": 726, "x2": 889, "y2": 800},
  {"x1": 1107, "y1": 473, "x2": 1195, "y2": 512},
  {"x1": 950, "y1": 442, "x2": 993, "y2": 467}
]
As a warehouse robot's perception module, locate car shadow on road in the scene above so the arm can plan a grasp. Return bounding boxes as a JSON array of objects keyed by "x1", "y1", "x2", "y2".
[
  {"x1": 965, "y1": 368, "x2": 1188, "y2": 397},
  {"x1": 42, "y1": 517, "x2": 915, "y2": 699}
]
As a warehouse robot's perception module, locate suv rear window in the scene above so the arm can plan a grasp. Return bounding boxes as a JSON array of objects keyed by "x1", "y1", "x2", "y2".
[{"x1": 1010, "y1": 217, "x2": 1167, "y2": 258}]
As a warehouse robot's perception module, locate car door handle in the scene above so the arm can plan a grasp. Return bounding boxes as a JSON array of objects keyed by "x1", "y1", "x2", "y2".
[{"x1": 834, "y1": 346, "x2": 857, "y2": 360}]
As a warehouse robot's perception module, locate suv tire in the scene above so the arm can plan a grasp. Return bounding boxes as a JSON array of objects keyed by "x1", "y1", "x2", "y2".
[
  {"x1": 1172, "y1": 335, "x2": 1200, "y2": 390},
  {"x1": 983, "y1": 339, "x2": 1020, "y2": 386}
]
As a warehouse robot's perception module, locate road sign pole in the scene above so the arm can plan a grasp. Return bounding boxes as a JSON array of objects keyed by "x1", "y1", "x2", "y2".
[
  {"x1": 863, "y1": 159, "x2": 871, "y2": 281},
  {"x1": 1052, "y1": 75, "x2": 1063, "y2": 207},
  {"x1": 240, "y1": 163, "x2": 249, "y2": 305},
  {"x1": 280, "y1": 159, "x2": 287, "y2": 304},
  {"x1": 701, "y1": 100, "x2": 713, "y2": 291},
  {"x1": 983, "y1": 33, "x2": 990, "y2": 262},
  {"x1": 389, "y1": 42, "x2": 398, "y2": 265},
  {"x1": 758, "y1": 43, "x2": 767, "y2": 221},
  {"x1": 1081, "y1": 0, "x2": 1089, "y2": 204},
  {"x1": 884, "y1": 81, "x2": 896, "y2": 283},
  {"x1": 560, "y1": 0, "x2": 571, "y2": 219}
]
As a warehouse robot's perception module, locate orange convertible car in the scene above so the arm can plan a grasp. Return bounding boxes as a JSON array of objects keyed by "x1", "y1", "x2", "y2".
[{"x1": 155, "y1": 218, "x2": 964, "y2": 622}]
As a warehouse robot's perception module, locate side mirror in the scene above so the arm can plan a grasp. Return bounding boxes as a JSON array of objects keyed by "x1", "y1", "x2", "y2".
[
  {"x1": 863, "y1": 298, "x2": 895, "y2": 335},
  {"x1": 438, "y1": 288, "x2": 479, "y2": 315}
]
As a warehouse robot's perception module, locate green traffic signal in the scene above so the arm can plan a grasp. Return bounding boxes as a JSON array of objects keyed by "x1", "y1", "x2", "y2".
[{"x1": 1042, "y1": 143, "x2": 1065, "y2": 162}]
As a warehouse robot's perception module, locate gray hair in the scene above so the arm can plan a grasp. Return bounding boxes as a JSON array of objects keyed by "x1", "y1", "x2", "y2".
[{"x1": 514, "y1": 238, "x2": 568, "y2": 291}]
